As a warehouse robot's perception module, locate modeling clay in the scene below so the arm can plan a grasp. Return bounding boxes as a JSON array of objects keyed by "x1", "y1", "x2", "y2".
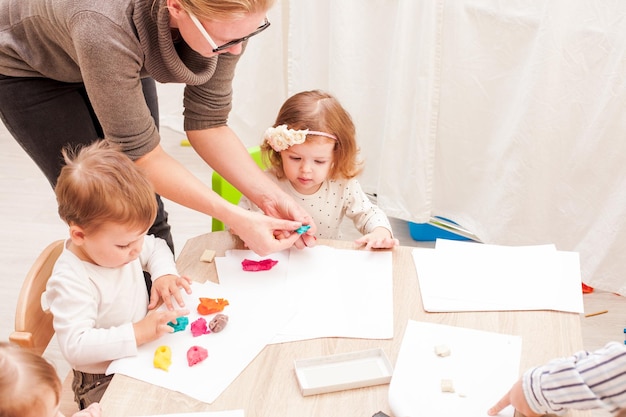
[
  {"x1": 200, "y1": 249, "x2": 216, "y2": 263},
  {"x1": 167, "y1": 316, "x2": 189, "y2": 332},
  {"x1": 434, "y1": 344, "x2": 451, "y2": 357},
  {"x1": 153, "y1": 345, "x2": 172, "y2": 371},
  {"x1": 191, "y1": 317, "x2": 210, "y2": 336},
  {"x1": 295, "y1": 224, "x2": 311, "y2": 234},
  {"x1": 197, "y1": 297, "x2": 229, "y2": 315},
  {"x1": 441, "y1": 378, "x2": 455, "y2": 393},
  {"x1": 582, "y1": 283, "x2": 594, "y2": 293},
  {"x1": 209, "y1": 313, "x2": 229, "y2": 333},
  {"x1": 241, "y1": 258, "x2": 278, "y2": 271},
  {"x1": 187, "y1": 345, "x2": 208, "y2": 367}
]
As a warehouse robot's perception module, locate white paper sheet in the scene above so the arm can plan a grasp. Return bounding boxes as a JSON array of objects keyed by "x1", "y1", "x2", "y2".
[
  {"x1": 388, "y1": 320, "x2": 521, "y2": 417},
  {"x1": 106, "y1": 281, "x2": 290, "y2": 404},
  {"x1": 412, "y1": 239, "x2": 584, "y2": 313},
  {"x1": 215, "y1": 245, "x2": 394, "y2": 343}
]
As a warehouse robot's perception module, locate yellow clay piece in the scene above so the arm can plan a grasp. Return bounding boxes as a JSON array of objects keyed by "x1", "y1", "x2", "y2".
[{"x1": 154, "y1": 345, "x2": 172, "y2": 371}]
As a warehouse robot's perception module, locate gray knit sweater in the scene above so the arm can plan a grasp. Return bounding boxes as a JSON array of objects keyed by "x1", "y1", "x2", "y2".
[{"x1": 0, "y1": 0, "x2": 242, "y2": 159}]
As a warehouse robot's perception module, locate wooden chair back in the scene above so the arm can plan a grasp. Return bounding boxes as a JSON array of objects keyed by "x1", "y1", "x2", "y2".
[
  {"x1": 10, "y1": 240, "x2": 64, "y2": 355},
  {"x1": 9, "y1": 239, "x2": 78, "y2": 414}
]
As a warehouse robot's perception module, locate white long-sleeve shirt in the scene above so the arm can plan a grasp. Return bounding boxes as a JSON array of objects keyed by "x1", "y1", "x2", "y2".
[
  {"x1": 42, "y1": 235, "x2": 179, "y2": 374},
  {"x1": 524, "y1": 342, "x2": 626, "y2": 415}
]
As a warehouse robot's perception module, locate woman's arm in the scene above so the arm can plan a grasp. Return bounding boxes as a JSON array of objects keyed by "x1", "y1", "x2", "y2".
[
  {"x1": 134, "y1": 140, "x2": 311, "y2": 255},
  {"x1": 187, "y1": 126, "x2": 317, "y2": 244},
  {"x1": 186, "y1": 127, "x2": 304, "y2": 216}
]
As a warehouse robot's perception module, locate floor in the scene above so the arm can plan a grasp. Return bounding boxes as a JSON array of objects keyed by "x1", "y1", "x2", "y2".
[{"x1": 1, "y1": 107, "x2": 624, "y2": 417}]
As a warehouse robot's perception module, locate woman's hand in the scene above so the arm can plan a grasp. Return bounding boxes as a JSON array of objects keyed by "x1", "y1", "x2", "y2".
[
  {"x1": 229, "y1": 209, "x2": 307, "y2": 256},
  {"x1": 149, "y1": 274, "x2": 192, "y2": 310},
  {"x1": 257, "y1": 192, "x2": 317, "y2": 249}
]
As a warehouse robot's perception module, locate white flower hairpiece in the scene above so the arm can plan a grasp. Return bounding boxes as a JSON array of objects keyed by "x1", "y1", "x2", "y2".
[{"x1": 264, "y1": 124, "x2": 337, "y2": 152}]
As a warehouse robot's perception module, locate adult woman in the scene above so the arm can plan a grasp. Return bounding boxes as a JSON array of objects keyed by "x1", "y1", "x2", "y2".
[{"x1": 0, "y1": 0, "x2": 316, "y2": 256}]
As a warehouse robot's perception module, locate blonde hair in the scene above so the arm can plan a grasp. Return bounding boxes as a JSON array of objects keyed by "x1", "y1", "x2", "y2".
[
  {"x1": 177, "y1": 0, "x2": 276, "y2": 20},
  {"x1": 55, "y1": 140, "x2": 157, "y2": 233},
  {"x1": 0, "y1": 342, "x2": 62, "y2": 417},
  {"x1": 262, "y1": 90, "x2": 363, "y2": 180}
]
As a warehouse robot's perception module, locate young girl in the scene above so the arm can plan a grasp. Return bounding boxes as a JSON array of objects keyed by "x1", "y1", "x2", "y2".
[
  {"x1": 0, "y1": 342, "x2": 101, "y2": 417},
  {"x1": 43, "y1": 140, "x2": 191, "y2": 408},
  {"x1": 239, "y1": 90, "x2": 399, "y2": 249}
]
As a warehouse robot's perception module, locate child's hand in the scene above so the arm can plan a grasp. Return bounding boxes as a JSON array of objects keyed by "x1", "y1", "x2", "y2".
[
  {"x1": 355, "y1": 227, "x2": 399, "y2": 249},
  {"x1": 71, "y1": 402, "x2": 101, "y2": 417},
  {"x1": 149, "y1": 274, "x2": 193, "y2": 310},
  {"x1": 487, "y1": 379, "x2": 539, "y2": 417},
  {"x1": 134, "y1": 308, "x2": 190, "y2": 346}
]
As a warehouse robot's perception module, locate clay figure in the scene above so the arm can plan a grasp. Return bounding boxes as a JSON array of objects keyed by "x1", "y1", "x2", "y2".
[
  {"x1": 209, "y1": 313, "x2": 229, "y2": 333},
  {"x1": 153, "y1": 345, "x2": 172, "y2": 371},
  {"x1": 167, "y1": 316, "x2": 189, "y2": 332},
  {"x1": 187, "y1": 345, "x2": 208, "y2": 366},
  {"x1": 191, "y1": 317, "x2": 210, "y2": 336}
]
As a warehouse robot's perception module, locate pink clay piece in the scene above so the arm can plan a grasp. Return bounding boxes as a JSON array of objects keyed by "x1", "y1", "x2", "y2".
[
  {"x1": 241, "y1": 258, "x2": 278, "y2": 271},
  {"x1": 187, "y1": 345, "x2": 208, "y2": 366},
  {"x1": 191, "y1": 317, "x2": 210, "y2": 336}
]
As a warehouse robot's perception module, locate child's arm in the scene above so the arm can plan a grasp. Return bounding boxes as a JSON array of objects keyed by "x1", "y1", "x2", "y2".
[
  {"x1": 141, "y1": 235, "x2": 193, "y2": 310},
  {"x1": 487, "y1": 379, "x2": 538, "y2": 417},
  {"x1": 342, "y1": 179, "x2": 398, "y2": 249},
  {"x1": 489, "y1": 342, "x2": 626, "y2": 416}
]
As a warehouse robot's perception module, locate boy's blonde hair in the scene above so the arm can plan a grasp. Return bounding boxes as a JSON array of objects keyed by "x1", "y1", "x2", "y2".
[
  {"x1": 55, "y1": 140, "x2": 157, "y2": 233},
  {"x1": 262, "y1": 90, "x2": 363, "y2": 180},
  {"x1": 177, "y1": 0, "x2": 276, "y2": 20},
  {"x1": 0, "y1": 342, "x2": 62, "y2": 417}
]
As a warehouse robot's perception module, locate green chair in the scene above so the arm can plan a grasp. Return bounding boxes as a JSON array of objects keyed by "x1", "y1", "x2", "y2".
[{"x1": 211, "y1": 146, "x2": 265, "y2": 231}]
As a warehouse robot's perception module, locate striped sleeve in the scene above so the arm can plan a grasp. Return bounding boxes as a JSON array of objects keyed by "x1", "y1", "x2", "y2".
[{"x1": 523, "y1": 342, "x2": 626, "y2": 415}]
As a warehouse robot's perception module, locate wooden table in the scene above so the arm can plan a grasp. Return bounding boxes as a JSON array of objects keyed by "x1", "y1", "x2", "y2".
[{"x1": 100, "y1": 231, "x2": 589, "y2": 417}]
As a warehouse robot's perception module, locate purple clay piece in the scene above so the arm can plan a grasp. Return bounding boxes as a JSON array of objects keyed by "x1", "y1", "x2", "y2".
[{"x1": 208, "y1": 313, "x2": 229, "y2": 333}]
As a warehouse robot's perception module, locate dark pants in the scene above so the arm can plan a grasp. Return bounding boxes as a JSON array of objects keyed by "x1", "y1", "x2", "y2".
[
  {"x1": 71, "y1": 370, "x2": 113, "y2": 409},
  {"x1": 0, "y1": 75, "x2": 174, "y2": 254}
]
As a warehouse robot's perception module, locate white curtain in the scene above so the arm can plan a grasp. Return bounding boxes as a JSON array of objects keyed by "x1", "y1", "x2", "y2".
[
  {"x1": 426, "y1": 0, "x2": 626, "y2": 295},
  {"x1": 159, "y1": 0, "x2": 626, "y2": 295}
]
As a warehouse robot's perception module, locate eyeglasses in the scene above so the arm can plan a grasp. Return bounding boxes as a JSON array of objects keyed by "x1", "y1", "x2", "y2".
[{"x1": 188, "y1": 13, "x2": 270, "y2": 53}]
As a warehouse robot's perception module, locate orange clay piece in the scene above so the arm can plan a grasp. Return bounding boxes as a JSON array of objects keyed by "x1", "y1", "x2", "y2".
[{"x1": 197, "y1": 297, "x2": 229, "y2": 315}]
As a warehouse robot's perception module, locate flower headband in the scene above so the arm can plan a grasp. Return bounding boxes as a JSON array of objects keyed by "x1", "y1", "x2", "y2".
[{"x1": 264, "y1": 124, "x2": 337, "y2": 152}]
